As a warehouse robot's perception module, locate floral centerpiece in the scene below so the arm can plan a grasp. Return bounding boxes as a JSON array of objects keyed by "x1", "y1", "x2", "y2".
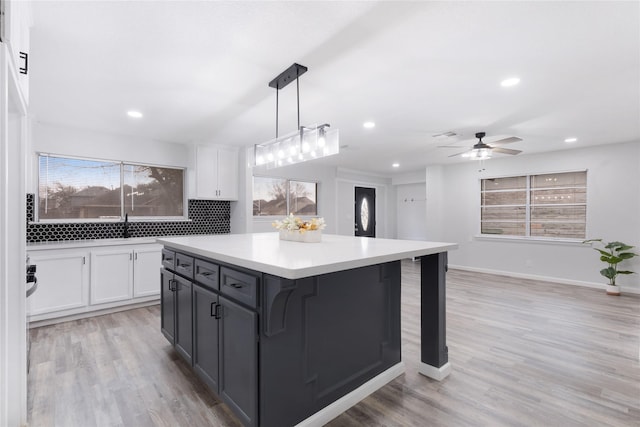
[{"x1": 272, "y1": 214, "x2": 326, "y2": 243}]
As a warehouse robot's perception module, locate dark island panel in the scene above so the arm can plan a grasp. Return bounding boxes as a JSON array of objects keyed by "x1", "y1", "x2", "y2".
[{"x1": 259, "y1": 261, "x2": 401, "y2": 427}]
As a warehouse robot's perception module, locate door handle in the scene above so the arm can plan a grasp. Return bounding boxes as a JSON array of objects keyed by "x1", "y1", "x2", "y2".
[
  {"x1": 210, "y1": 302, "x2": 218, "y2": 317},
  {"x1": 214, "y1": 303, "x2": 222, "y2": 319},
  {"x1": 19, "y1": 52, "x2": 28, "y2": 75}
]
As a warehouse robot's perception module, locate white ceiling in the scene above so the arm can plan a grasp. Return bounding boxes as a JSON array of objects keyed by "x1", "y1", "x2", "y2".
[{"x1": 29, "y1": 1, "x2": 640, "y2": 174}]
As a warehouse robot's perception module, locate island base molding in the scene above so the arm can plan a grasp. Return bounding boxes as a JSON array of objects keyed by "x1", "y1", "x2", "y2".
[
  {"x1": 295, "y1": 362, "x2": 405, "y2": 427},
  {"x1": 418, "y1": 361, "x2": 451, "y2": 381}
]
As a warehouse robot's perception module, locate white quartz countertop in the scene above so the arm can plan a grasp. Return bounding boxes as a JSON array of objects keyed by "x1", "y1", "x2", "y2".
[{"x1": 157, "y1": 233, "x2": 457, "y2": 280}]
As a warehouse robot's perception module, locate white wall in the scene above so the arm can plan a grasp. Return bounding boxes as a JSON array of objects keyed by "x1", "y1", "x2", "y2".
[
  {"x1": 425, "y1": 165, "x2": 445, "y2": 242},
  {"x1": 431, "y1": 141, "x2": 640, "y2": 292},
  {"x1": 396, "y1": 183, "x2": 427, "y2": 240},
  {"x1": 30, "y1": 122, "x2": 190, "y2": 193}
]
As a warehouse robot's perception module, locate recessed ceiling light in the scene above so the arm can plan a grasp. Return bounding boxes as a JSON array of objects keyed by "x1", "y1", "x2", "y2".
[
  {"x1": 500, "y1": 77, "x2": 520, "y2": 87},
  {"x1": 564, "y1": 137, "x2": 578, "y2": 143},
  {"x1": 392, "y1": 163, "x2": 399, "y2": 168},
  {"x1": 127, "y1": 111, "x2": 143, "y2": 118},
  {"x1": 363, "y1": 121, "x2": 375, "y2": 129}
]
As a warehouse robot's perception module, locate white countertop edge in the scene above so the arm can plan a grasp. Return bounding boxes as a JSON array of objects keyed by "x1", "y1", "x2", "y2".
[
  {"x1": 157, "y1": 234, "x2": 457, "y2": 280},
  {"x1": 27, "y1": 237, "x2": 160, "y2": 251}
]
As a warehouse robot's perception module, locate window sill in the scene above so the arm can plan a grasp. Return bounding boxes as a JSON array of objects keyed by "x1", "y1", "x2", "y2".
[
  {"x1": 33, "y1": 218, "x2": 191, "y2": 224},
  {"x1": 474, "y1": 234, "x2": 586, "y2": 246}
]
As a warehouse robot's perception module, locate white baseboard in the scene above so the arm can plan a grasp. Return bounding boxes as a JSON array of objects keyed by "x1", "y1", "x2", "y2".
[
  {"x1": 29, "y1": 300, "x2": 160, "y2": 328},
  {"x1": 448, "y1": 265, "x2": 640, "y2": 295},
  {"x1": 294, "y1": 362, "x2": 405, "y2": 427},
  {"x1": 418, "y1": 362, "x2": 451, "y2": 381}
]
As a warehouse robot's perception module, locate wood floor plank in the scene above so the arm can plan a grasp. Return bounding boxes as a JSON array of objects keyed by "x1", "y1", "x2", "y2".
[{"x1": 28, "y1": 260, "x2": 639, "y2": 426}]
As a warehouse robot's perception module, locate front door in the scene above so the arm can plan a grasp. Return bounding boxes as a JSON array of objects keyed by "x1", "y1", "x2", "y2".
[{"x1": 355, "y1": 187, "x2": 376, "y2": 237}]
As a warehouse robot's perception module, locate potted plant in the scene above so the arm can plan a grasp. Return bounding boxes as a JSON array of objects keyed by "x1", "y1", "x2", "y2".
[{"x1": 583, "y1": 239, "x2": 638, "y2": 295}]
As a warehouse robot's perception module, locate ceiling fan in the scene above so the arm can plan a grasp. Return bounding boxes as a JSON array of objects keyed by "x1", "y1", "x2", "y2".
[{"x1": 441, "y1": 132, "x2": 522, "y2": 159}]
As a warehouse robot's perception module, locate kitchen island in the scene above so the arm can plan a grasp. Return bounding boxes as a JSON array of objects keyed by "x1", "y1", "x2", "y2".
[{"x1": 157, "y1": 233, "x2": 457, "y2": 427}]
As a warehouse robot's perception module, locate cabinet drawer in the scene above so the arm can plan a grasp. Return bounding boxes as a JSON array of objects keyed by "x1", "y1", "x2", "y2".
[
  {"x1": 161, "y1": 249, "x2": 175, "y2": 270},
  {"x1": 220, "y1": 267, "x2": 258, "y2": 309},
  {"x1": 195, "y1": 259, "x2": 219, "y2": 290},
  {"x1": 175, "y1": 252, "x2": 194, "y2": 279}
]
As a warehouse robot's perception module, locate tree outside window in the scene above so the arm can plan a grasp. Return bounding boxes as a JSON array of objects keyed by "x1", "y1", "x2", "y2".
[
  {"x1": 253, "y1": 176, "x2": 317, "y2": 216},
  {"x1": 38, "y1": 154, "x2": 184, "y2": 220}
]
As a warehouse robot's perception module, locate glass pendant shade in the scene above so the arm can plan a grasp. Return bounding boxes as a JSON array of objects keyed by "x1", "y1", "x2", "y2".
[{"x1": 254, "y1": 125, "x2": 339, "y2": 169}]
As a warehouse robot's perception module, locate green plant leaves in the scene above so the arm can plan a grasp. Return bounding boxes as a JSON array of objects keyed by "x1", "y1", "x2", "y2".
[
  {"x1": 585, "y1": 239, "x2": 637, "y2": 286},
  {"x1": 600, "y1": 267, "x2": 616, "y2": 279}
]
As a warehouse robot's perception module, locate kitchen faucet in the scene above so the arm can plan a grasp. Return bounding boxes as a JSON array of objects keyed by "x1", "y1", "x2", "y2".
[{"x1": 123, "y1": 213, "x2": 130, "y2": 238}]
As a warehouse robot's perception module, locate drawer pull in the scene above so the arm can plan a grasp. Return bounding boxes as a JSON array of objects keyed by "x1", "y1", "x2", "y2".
[
  {"x1": 200, "y1": 271, "x2": 213, "y2": 277},
  {"x1": 179, "y1": 263, "x2": 191, "y2": 268},
  {"x1": 228, "y1": 282, "x2": 244, "y2": 289},
  {"x1": 210, "y1": 302, "x2": 218, "y2": 317}
]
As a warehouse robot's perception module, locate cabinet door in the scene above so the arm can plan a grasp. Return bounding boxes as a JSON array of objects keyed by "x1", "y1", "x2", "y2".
[
  {"x1": 5, "y1": 0, "x2": 30, "y2": 103},
  {"x1": 160, "y1": 269, "x2": 175, "y2": 344},
  {"x1": 90, "y1": 249, "x2": 133, "y2": 305},
  {"x1": 175, "y1": 275, "x2": 193, "y2": 365},
  {"x1": 193, "y1": 284, "x2": 220, "y2": 392},
  {"x1": 195, "y1": 145, "x2": 218, "y2": 199},
  {"x1": 216, "y1": 148, "x2": 238, "y2": 200},
  {"x1": 219, "y1": 296, "x2": 258, "y2": 427},
  {"x1": 27, "y1": 251, "x2": 88, "y2": 316},
  {"x1": 133, "y1": 245, "x2": 162, "y2": 297}
]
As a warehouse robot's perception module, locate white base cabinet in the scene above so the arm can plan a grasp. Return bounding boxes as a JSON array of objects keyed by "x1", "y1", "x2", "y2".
[
  {"x1": 27, "y1": 250, "x2": 89, "y2": 316},
  {"x1": 133, "y1": 246, "x2": 162, "y2": 297},
  {"x1": 28, "y1": 242, "x2": 162, "y2": 323},
  {"x1": 91, "y1": 249, "x2": 134, "y2": 304}
]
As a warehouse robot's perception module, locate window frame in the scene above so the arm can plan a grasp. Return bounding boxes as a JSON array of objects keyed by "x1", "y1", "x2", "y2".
[
  {"x1": 479, "y1": 169, "x2": 587, "y2": 241},
  {"x1": 252, "y1": 175, "x2": 319, "y2": 218},
  {"x1": 36, "y1": 153, "x2": 187, "y2": 223}
]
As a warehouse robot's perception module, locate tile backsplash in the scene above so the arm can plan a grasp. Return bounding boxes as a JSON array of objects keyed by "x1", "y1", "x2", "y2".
[{"x1": 26, "y1": 194, "x2": 230, "y2": 243}]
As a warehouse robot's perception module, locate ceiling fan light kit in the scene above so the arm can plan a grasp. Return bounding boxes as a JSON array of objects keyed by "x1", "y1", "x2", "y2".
[
  {"x1": 253, "y1": 63, "x2": 339, "y2": 169},
  {"x1": 446, "y1": 132, "x2": 523, "y2": 160}
]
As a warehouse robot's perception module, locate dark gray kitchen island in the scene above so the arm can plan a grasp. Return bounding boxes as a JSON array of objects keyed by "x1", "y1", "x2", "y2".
[{"x1": 157, "y1": 233, "x2": 456, "y2": 427}]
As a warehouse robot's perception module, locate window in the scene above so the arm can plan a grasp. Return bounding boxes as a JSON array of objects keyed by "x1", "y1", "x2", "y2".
[
  {"x1": 38, "y1": 154, "x2": 185, "y2": 220},
  {"x1": 481, "y1": 171, "x2": 586, "y2": 239},
  {"x1": 253, "y1": 176, "x2": 317, "y2": 216}
]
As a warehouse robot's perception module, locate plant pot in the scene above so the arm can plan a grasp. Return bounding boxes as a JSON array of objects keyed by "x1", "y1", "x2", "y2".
[
  {"x1": 279, "y1": 229, "x2": 322, "y2": 243},
  {"x1": 605, "y1": 285, "x2": 621, "y2": 296}
]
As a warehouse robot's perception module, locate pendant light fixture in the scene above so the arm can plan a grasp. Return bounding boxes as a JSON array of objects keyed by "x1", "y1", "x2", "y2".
[{"x1": 253, "y1": 63, "x2": 339, "y2": 169}]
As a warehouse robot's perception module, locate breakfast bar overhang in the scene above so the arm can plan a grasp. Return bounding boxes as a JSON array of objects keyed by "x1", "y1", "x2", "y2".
[{"x1": 157, "y1": 233, "x2": 457, "y2": 427}]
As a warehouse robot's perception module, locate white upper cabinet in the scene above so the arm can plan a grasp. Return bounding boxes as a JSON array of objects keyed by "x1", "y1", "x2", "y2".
[
  {"x1": 195, "y1": 145, "x2": 238, "y2": 200},
  {"x1": 4, "y1": 0, "x2": 31, "y2": 104}
]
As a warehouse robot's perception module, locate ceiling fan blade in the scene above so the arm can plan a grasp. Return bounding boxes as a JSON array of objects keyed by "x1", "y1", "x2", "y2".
[
  {"x1": 490, "y1": 136, "x2": 522, "y2": 146},
  {"x1": 448, "y1": 151, "x2": 470, "y2": 157},
  {"x1": 438, "y1": 145, "x2": 465, "y2": 148},
  {"x1": 492, "y1": 147, "x2": 522, "y2": 155}
]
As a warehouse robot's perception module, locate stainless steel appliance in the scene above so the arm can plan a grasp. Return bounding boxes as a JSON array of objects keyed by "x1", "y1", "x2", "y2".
[{"x1": 26, "y1": 257, "x2": 37, "y2": 372}]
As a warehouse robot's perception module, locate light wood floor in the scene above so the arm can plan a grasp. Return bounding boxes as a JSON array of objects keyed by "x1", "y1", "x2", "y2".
[{"x1": 28, "y1": 260, "x2": 640, "y2": 426}]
